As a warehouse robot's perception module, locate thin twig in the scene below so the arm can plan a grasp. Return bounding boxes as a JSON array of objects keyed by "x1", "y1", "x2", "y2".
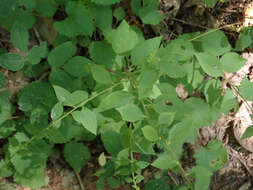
[{"x1": 74, "y1": 170, "x2": 85, "y2": 190}]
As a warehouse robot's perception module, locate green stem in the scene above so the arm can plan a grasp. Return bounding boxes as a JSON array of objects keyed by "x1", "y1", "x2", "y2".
[
  {"x1": 161, "y1": 138, "x2": 193, "y2": 190},
  {"x1": 129, "y1": 123, "x2": 139, "y2": 190}
]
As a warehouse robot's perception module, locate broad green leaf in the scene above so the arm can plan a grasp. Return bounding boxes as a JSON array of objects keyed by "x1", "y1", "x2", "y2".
[
  {"x1": 0, "y1": 120, "x2": 15, "y2": 139},
  {"x1": 138, "y1": 1, "x2": 163, "y2": 25},
  {"x1": 90, "y1": 64, "x2": 112, "y2": 84},
  {"x1": 72, "y1": 108, "x2": 97, "y2": 135},
  {"x1": 220, "y1": 52, "x2": 245, "y2": 73},
  {"x1": 14, "y1": 167, "x2": 47, "y2": 189},
  {"x1": 151, "y1": 154, "x2": 176, "y2": 169},
  {"x1": 26, "y1": 42, "x2": 48, "y2": 65},
  {"x1": 190, "y1": 166, "x2": 212, "y2": 190},
  {"x1": 195, "y1": 140, "x2": 227, "y2": 171},
  {"x1": 64, "y1": 142, "x2": 90, "y2": 172},
  {"x1": 51, "y1": 102, "x2": 63, "y2": 120},
  {"x1": 101, "y1": 130, "x2": 124, "y2": 157},
  {"x1": 63, "y1": 56, "x2": 91, "y2": 77},
  {"x1": 116, "y1": 104, "x2": 145, "y2": 122},
  {"x1": 0, "y1": 53, "x2": 24, "y2": 71},
  {"x1": 220, "y1": 89, "x2": 238, "y2": 114},
  {"x1": 195, "y1": 52, "x2": 223, "y2": 77},
  {"x1": 35, "y1": 0, "x2": 58, "y2": 17},
  {"x1": 0, "y1": 160, "x2": 13, "y2": 177},
  {"x1": 197, "y1": 30, "x2": 231, "y2": 56},
  {"x1": 69, "y1": 90, "x2": 88, "y2": 106},
  {"x1": 54, "y1": 1, "x2": 94, "y2": 37},
  {"x1": 46, "y1": 116, "x2": 83, "y2": 143},
  {"x1": 0, "y1": 71, "x2": 6, "y2": 88},
  {"x1": 48, "y1": 41, "x2": 77, "y2": 68},
  {"x1": 18, "y1": 82, "x2": 57, "y2": 112},
  {"x1": 235, "y1": 27, "x2": 253, "y2": 51},
  {"x1": 91, "y1": 0, "x2": 121, "y2": 5},
  {"x1": 113, "y1": 7, "x2": 126, "y2": 20},
  {"x1": 242, "y1": 126, "x2": 253, "y2": 139},
  {"x1": 53, "y1": 85, "x2": 71, "y2": 103},
  {"x1": 49, "y1": 69, "x2": 75, "y2": 91},
  {"x1": 141, "y1": 125, "x2": 158, "y2": 141},
  {"x1": 204, "y1": 79, "x2": 222, "y2": 105},
  {"x1": 0, "y1": 91, "x2": 12, "y2": 125},
  {"x1": 204, "y1": 0, "x2": 218, "y2": 7},
  {"x1": 89, "y1": 41, "x2": 116, "y2": 69},
  {"x1": 97, "y1": 91, "x2": 134, "y2": 112},
  {"x1": 0, "y1": 0, "x2": 17, "y2": 18},
  {"x1": 138, "y1": 69, "x2": 158, "y2": 99},
  {"x1": 131, "y1": 36, "x2": 162, "y2": 66},
  {"x1": 239, "y1": 78, "x2": 253, "y2": 101},
  {"x1": 158, "y1": 112, "x2": 175, "y2": 126},
  {"x1": 144, "y1": 179, "x2": 171, "y2": 190},
  {"x1": 160, "y1": 62, "x2": 186, "y2": 78},
  {"x1": 89, "y1": 5, "x2": 112, "y2": 31},
  {"x1": 105, "y1": 20, "x2": 139, "y2": 54},
  {"x1": 10, "y1": 22, "x2": 29, "y2": 52}
]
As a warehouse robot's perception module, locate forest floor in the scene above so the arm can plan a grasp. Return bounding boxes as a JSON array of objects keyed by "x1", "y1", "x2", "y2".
[{"x1": 1, "y1": 0, "x2": 253, "y2": 190}]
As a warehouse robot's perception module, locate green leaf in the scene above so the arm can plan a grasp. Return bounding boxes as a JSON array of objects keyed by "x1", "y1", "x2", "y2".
[
  {"x1": 10, "y1": 22, "x2": 29, "y2": 52},
  {"x1": 49, "y1": 69, "x2": 75, "y2": 91},
  {"x1": 68, "y1": 90, "x2": 88, "y2": 106},
  {"x1": 158, "y1": 112, "x2": 175, "y2": 126},
  {"x1": 239, "y1": 78, "x2": 253, "y2": 101},
  {"x1": 72, "y1": 108, "x2": 97, "y2": 135},
  {"x1": 113, "y1": 7, "x2": 126, "y2": 20},
  {"x1": 89, "y1": 4, "x2": 112, "y2": 31},
  {"x1": 91, "y1": 0, "x2": 121, "y2": 6},
  {"x1": 0, "y1": 53, "x2": 24, "y2": 71},
  {"x1": 51, "y1": 102, "x2": 63, "y2": 120},
  {"x1": 0, "y1": 120, "x2": 15, "y2": 139},
  {"x1": 131, "y1": 36, "x2": 162, "y2": 66},
  {"x1": 48, "y1": 41, "x2": 77, "y2": 68},
  {"x1": 18, "y1": 82, "x2": 57, "y2": 112},
  {"x1": 101, "y1": 130, "x2": 124, "y2": 157},
  {"x1": 26, "y1": 42, "x2": 48, "y2": 65},
  {"x1": 242, "y1": 126, "x2": 253, "y2": 139},
  {"x1": 105, "y1": 20, "x2": 139, "y2": 54},
  {"x1": 89, "y1": 41, "x2": 116, "y2": 69},
  {"x1": 195, "y1": 140, "x2": 227, "y2": 171},
  {"x1": 63, "y1": 56, "x2": 91, "y2": 77},
  {"x1": 220, "y1": 52, "x2": 245, "y2": 73},
  {"x1": 0, "y1": 71, "x2": 6, "y2": 88},
  {"x1": 204, "y1": 0, "x2": 218, "y2": 7},
  {"x1": 197, "y1": 30, "x2": 231, "y2": 56},
  {"x1": 90, "y1": 64, "x2": 112, "y2": 84},
  {"x1": 138, "y1": 69, "x2": 158, "y2": 99},
  {"x1": 35, "y1": 0, "x2": 58, "y2": 17},
  {"x1": 220, "y1": 89, "x2": 238, "y2": 114},
  {"x1": 97, "y1": 91, "x2": 134, "y2": 112},
  {"x1": 151, "y1": 154, "x2": 177, "y2": 169},
  {"x1": 138, "y1": 0, "x2": 163, "y2": 25},
  {"x1": 64, "y1": 142, "x2": 91, "y2": 172},
  {"x1": 46, "y1": 116, "x2": 83, "y2": 143},
  {"x1": 0, "y1": 0, "x2": 17, "y2": 18},
  {"x1": 144, "y1": 179, "x2": 171, "y2": 190},
  {"x1": 190, "y1": 166, "x2": 212, "y2": 190},
  {"x1": 204, "y1": 79, "x2": 222, "y2": 105},
  {"x1": 141, "y1": 125, "x2": 158, "y2": 141},
  {"x1": 195, "y1": 53, "x2": 223, "y2": 77},
  {"x1": 54, "y1": 1, "x2": 94, "y2": 37},
  {"x1": 53, "y1": 85, "x2": 71, "y2": 103},
  {"x1": 116, "y1": 104, "x2": 145, "y2": 122}
]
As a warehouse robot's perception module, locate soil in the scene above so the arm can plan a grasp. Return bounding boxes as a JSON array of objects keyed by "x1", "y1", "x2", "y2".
[{"x1": 1, "y1": 0, "x2": 253, "y2": 190}]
